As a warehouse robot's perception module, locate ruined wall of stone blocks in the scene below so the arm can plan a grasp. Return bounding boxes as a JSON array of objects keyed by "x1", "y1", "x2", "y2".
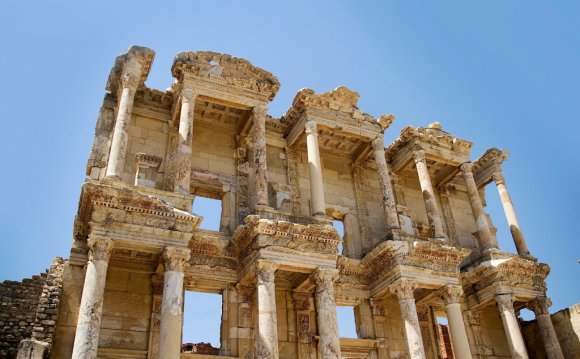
[{"x1": 478, "y1": 307, "x2": 511, "y2": 358}]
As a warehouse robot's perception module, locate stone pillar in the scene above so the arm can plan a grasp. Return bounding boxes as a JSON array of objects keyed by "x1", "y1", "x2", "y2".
[
  {"x1": 412, "y1": 150, "x2": 445, "y2": 239},
  {"x1": 220, "y1": 188, "x2": 237, "y2": 234},
  {"x1": 390, "y1": 279, "x2": 426, "y2": 359},
  {"x1": 253, "y1": 105, "x2": 269, "y2": 206},
  {"x1": 174, "y1": 87, "x2": 198, "y2": 193},
  {"x1": 355, "y1": 299, "x2": 376, "y2": 339},
  {"x1": 158, "y1": 247, "x2": 190, "y2": 359},
  {"x1": 293, "y1": 291, "x2": 312, "y2": 359},
  {"x1": 305, "y1": 121, "x2": 326, "y2": 216},
  {"x1": 256, "y1": 261, "x2": 279, "y2": 359},
  {"x1": 371, "y1": 137, "x2": 399, "y2": 229},
  {"x1": 439, "y1": 186, "x2": 460, "y2": 245},
  {"x1": 496, "y1": 293, "x2": 529, "y2": 359},
  {"x1": 492, "y1": 171, "x2": 530, "y2": 255},
  {"x1": 71, "y1": 237, "x2": 114, "y2": 359},
  {"x1": 106, "y1": 59, "x2": 142, "y2": 179},
  {"x1": 313, "y1": 268, "x2": 341, "y2": 359},
  {"x1": 527, "y1": 297, "x2": 564, "y2": 359},
  {"x1": 440, "y1": 285, "x2": 473, "y2": 359},
  {"x1": 343, "y1": 213, "x2": 362, "y2": 258},
  {"x1": 461, "y1": 163, "x2": 496, "y2": 252}
]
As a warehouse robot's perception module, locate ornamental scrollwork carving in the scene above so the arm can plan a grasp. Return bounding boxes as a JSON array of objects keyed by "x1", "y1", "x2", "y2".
[{"x1": 440, "y1": 285, "x2": 464, "y2": 305}]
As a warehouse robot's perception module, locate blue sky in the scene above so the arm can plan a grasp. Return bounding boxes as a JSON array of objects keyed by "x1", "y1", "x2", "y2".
[{"x1": 1, "y1": 0, "x2": 579, "y2": 346}]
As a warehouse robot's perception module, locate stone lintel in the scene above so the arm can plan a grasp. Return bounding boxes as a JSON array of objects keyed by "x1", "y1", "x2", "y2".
[{"x1": 472, "y1": 147, "x2": 509, "y2": 188}]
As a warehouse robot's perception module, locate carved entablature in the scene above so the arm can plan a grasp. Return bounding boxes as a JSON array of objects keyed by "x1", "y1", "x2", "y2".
[
  {"x1": 171, "y1": 51, "x2": 280, "y2": 103},
  {"x1": 283, "y1": 87, "x2": 385, "y2": 145},
  {"x1": 106, "y1": 45, "x2": 155, "y2": 94},
  {"x1": 73, "y1": 181, "x2": 201, "y2": 250},
  {"x1": 337, "y1": 256, "x2": 370, "y2": 286},
  {"x1": 133, "y1": 87, "x2": 173, "y2": 119},
  {"x1": 462, "y1": 252, "x2": 550, "y2": 297},
  {"x1": 231, "y1": 215, "x2": 341, "y2": 267},
  {"x1": 386, "y1": 123, "x2": 473, "y2": 174},
  {"x1": 472, "y1": 147, "x2": 509, "y2": 188},
  {"x1": 361, "y1": 238, "x2": 471, "y2": 293}
]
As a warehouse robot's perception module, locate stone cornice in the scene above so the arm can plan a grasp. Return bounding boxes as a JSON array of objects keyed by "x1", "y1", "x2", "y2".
[
  {"x1": 106, "y1": 45, "x2": 155, "y2": 93},
  {"x1": 171, "y1": 51, "x2": 280, "y2": 101}
]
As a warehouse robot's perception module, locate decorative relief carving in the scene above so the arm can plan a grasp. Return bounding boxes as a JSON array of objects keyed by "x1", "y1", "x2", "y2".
[
  {"x1": 353, "y1": 165, "x2": 372, "y2": 252},
  {"x1": 293, "y1": 291, "x2": 310, "y2": 311},
  {"x1": 285, "y1": 148, "x2": 301, "y2": 214}
]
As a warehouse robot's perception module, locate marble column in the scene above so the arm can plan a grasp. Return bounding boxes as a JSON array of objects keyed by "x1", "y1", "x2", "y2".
[
  {"x1": 440, "y1": 285, "x2": 473, "y2": 359},
  {"x1": 106, "y1": 59, "x2": 142, "y2": 179},
  {"x1": 305, "y1": 121, "x2": 326, "y2": 216},
  {"x1": 174, "y1": 87, "x2": 198, "y2": 193},
  {"x1": 390, "y1": 279, "x2": 426, "y2": 359},
  {"x1": 492, "y1": 171, "x2": 530, "y2": 255},
  {"x1": 371, "y1": 137, "x2": 399, "y2": 229},
  {"x1": 256, "y1": 261, "x2": 279, "y2": 359},
  {"x1": 461, "y1": 163, "x2": 496, "y2": 252},
  {"x1": 527, "y1": 297, "x2": 564, "y2": 359},
  {"x1": 158, "y1": 247, "x2": 191, "y2": 359},
  {"x1": 412, "y1": 150, "x2": 446, "y2": 239},
  {"x1": 496, "y1": 293, "x2": 529, "y2": 359},
  {"x1": 71, "y1": 237, "x2": 114, "y2": 359},
  {"x1": 313, "y1": 268, "x2": 341, "y2": 359},
  {"x1": 253, "y1": 105, "x2": 269, "y2": 206}
]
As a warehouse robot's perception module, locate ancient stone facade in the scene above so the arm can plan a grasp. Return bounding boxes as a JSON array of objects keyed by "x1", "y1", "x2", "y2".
[{"x1": 7, "y1": 45, "x2": 575, "y2": 358}]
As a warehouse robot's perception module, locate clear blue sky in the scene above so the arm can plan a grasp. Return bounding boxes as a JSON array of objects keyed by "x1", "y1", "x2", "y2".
[{"x1": 1, "y1": 0, "x2": 579, "y2": 346}]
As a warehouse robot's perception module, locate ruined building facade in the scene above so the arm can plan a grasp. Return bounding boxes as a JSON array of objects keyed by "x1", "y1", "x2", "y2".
[{"x1": 12, "y1": 46, "x2": 569, "y2": 359}]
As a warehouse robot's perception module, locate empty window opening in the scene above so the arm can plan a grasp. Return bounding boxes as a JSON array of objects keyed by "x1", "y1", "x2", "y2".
[
  {"x1": 518, "y1": 307, "x2": 534, "y2": 321},
  {"x1": 435, "y1": 315, "x2": 454, "y2": 359},
  {"x1": 336, "y1": 305, "x2": 357, "y2": 338},
  {"x1": 193, "y1": 196, "x2": 222, "y2": 231},
  {"x1": 333, "y1": 220, "x2": 345, "y2": 255},
  {"x1": 182, "y1": 291, "x2": 222, "y2": 353}
]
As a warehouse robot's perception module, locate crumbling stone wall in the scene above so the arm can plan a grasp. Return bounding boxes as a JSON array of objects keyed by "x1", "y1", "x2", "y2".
[{"x1": 0, "y1": 274, "x2": 45, "y2": 358}]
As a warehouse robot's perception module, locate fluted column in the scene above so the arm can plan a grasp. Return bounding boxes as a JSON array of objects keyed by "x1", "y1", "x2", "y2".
[
  {"x1": 305, "y1": 121, "x2": 326, "y2": 216},
  {"x1": 313, "y1": 268, "x2": 341, "y2": 359},
  {"x1": 158, "y1": 247, "x2": 190, "y2": 359},
  {"x1": 390, "y1": 279, "x2": 426, "y2": 359},
  {"x1": 371, "y1": 137, "x2": 399, "y2": 229},
  {"x1": 256, "y1": 261, "x2": 279, "y2": 359},
  {"x1": 253, "y1": 105, "x2": 269, "y2": 206},
  {"x1": 412, "y1": 150, "x2": 445, "y2": 239},
  {"x1": 71, "y1": 237, "x2": 114, "y2": 359},
  {"x1": 527, "y1": 297, "x2": 564, "y2": 359},
  {"x1": 174, "y1": 87, "x2": 198, "y2": 193},
  {"x1": 493, "y1": 171, "x2": 530, "y2": 255},
  {"x1": 440, "y1": 285, "x2": 473, "y2": 359},
  {"x1": 496, "y1": 293, "x2": 529, "y2": 359},
  {"x1": 106, "y1": 59, "x2": 142, "y2": 179},
  {"x1": 461, "y1": 163, "x2": 496, "y2": 252}
]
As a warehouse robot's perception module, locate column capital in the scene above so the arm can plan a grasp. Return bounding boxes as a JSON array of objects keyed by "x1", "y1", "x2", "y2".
[
  {"x1": 181, "y1": 87, "x2": 198, "y2": 102},
  {"x1": 496, "y1": 292, "x2": 515, "y2": 312},
  {"x1": 120, "y1": 57, "x2": 143, "y2": 89},
  {"x1": 412, "y1": 149, "x2": 426, "y2": 163},
  {"x1": 390, "y1": 279, "x2": 417, "y2": 300},
  {"x1": 492, "y1": 171, "x2": 506, "y2": 185},
  {"x1": 256, "y1": 260, "x2": 277, "y2": 284},
  {"x1": 121, "y1": 73, "x2": 140, "y2": 89},
  {"x1": 527, "y1": 296, "x2": 551, "y2": 316},
  {"x1": 304, "y1": 120, "x2": 318, "y2": 136},
  {"x1": 87, "y1": 237, "x2": 114, "y2": 262},
  {"x1": 312, "y1": 267, "x2": 339, "y2": 291},
  {"x1": 460, "y1": 162, "x2": 474, "y2": 175},
  {"x1": 371, "y1": 137, "x2": 385, "y2": 151},
  {"x1": 440, "y1": 285, "x2": 464, "y2": 305},
  {"x1": 162, "y1": 247, "x2": 191, "y2": 272},
  {"x1": 253, "y1": 104, "x2": 268, "y2": 117}
]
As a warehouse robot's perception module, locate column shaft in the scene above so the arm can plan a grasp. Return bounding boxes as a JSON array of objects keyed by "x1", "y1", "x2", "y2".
[
  {"x1": 461, "y1": 163, "x2": 495, "y2": 252},
  {"x1": 496, "y1": 293, "x2": 529, "y2": 359},
  {"x1": 412, "y1": 150, "x2": 445, "y2": 239},
  {"x1": 174, "y1": 88, "x2": 197, "y2": 193},
  {"x1": 493, "y1": 172, "x2": 530, "y2": 255},
  {"x1": 253, "y1": 105, "x2": 269, "y2": 206},
  {"x1": 390, "y1": 280, "x2": 426, "y2": 359},
  {"x1": 305, "y1": 121, "x2": 326, "y2": 216},
  {"x1": 440, "y1": 285, "x2": 473, "y2": 359},
  {"x1": 158, "y1": 248, "x2": 190, "y2": 359},
  {"x1": 256, "y1": 261, "x2": 279, "y2": 359},
  {"x1": 71, "y1": 238, "x2": 114, "y2": 359},
  {"x1": 106, "y1": 60, "x2": 141, "y2": 179},
  {"x1": 372, "y1": 138, "x2": 399, "y2": 229},
  {"x1": 528, "y1": 297, "x2": 564, "y2": 359},
  {"x1": 313, "y1": 268, "x2": 341, "y2": 359}
]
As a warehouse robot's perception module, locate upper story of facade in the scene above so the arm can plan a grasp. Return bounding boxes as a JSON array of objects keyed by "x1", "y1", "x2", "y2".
[{"x1": 84, "y1": 45, "x2": 532, "y2": 269}]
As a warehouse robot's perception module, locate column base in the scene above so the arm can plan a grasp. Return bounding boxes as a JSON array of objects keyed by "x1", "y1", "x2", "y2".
[{"x1": 17, "y1": 339, "x2": 49, "y2": 359}]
